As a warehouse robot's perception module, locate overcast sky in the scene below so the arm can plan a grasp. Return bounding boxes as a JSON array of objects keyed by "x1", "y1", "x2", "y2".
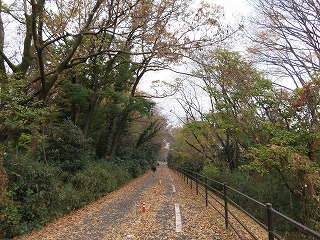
[
  {"x1": 144, "y1": 0, "x2": 253, "y2": 126},
  {"x1": 213, "y1": 0, "x2": 251, "y2": 15}
]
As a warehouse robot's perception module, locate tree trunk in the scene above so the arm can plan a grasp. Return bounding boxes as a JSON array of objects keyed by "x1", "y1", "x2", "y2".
[
  {"x1": 0, "y1": 2, "x2": 6, "y2": 73},
  {"x1": 109, "y1": 110, "x2": 129, "y2": 161},
  {"x1": 0, "y1": 150, "x2": 8, "y2": 205},
  {"x1": 83, "y1": 93, "x2": 99, "y2": 138}
]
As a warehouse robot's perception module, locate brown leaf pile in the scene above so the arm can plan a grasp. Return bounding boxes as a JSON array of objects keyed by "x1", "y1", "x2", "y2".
[{"x1": 16, "y1": 166, "x2": 267, "y2": 240}]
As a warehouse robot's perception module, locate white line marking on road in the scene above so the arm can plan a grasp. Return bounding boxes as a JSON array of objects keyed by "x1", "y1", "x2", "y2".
[
  {"x1": 172, "y1": 185, "x2": 176, "y2": 193},
  {"x1": 169, "y1": 174, "x2": 174, "y2": 182},
  {"x1": 175, "y1": 203, "x2": 182, "y2": 233}
]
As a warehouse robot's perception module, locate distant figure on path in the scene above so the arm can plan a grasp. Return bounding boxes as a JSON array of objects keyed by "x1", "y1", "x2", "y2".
[{"x1": 151, "y1": 164, "x2": 157, "y2": 175}]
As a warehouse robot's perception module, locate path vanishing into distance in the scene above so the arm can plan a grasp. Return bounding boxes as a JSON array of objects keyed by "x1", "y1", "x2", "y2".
[{"x1": 16, "y1": 165, "x2": 265, "y2": 240}]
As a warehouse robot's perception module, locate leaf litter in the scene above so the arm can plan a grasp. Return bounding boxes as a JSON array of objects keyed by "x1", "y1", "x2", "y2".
[{"x1": 15, "y1": 166, "x2": 267, "y2": 240}]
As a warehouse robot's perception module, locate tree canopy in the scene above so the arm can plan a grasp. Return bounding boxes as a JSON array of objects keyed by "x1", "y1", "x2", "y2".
[{"x1": 1, "y1": 0, "x2": 319, "y2": 238}]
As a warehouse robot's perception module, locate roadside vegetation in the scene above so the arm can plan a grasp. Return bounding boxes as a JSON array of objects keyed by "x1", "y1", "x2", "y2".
[
  {"x1": 1, "y1": 0, "x2": 320, "y2": 239},
  {"x1": 168, "y1": 0, "x2": 320, "y2": 236},
  {"x1": 0, "y1": 0, "x2": 226, "y2": 237}
]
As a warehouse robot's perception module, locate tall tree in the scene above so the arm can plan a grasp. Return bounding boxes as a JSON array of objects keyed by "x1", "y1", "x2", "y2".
[
  {"x1": 247, "y1": 0, "x2": 320, "y2": 164},
  {"x1": 177, "y1": 49, "x2": 276, "y2": 169},
  {"x1": 0, "y1": 0, "x2": 236, "y2": 159},
  {"x1": 248, "y1": 0, "x2": 320, "y2": 88}
]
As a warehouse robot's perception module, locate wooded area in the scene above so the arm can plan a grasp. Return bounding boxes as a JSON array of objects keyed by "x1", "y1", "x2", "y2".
[
  {"x1": 168, "y1": 0, "x2": 320, "y2": 238},
  {"x1": 0, "y1": 0, "x2": 319, "y2": 239}
]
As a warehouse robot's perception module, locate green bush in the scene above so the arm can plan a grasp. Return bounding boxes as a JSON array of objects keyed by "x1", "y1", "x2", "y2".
[
  {"x1": 4, "y1": 153, "x2": 64, "y2": 235},
  {"x1": 0, "y1": 194, "x2": 21, "y2": 239},
  {"x1": 202, "y1": 165, "x2": 318, "y2": 236},
  {"x1": 71, "y1": 160, "x2": 131, "y2": 200},
  {"x1": 44, "y1": 120, "x2": 94, "y2": 173},
  {"x1": 167, "y1": 152, "x2": 206, "y2": 172},
  {"x1": 2, "y1": 152, "x2": 138, "y2": 239},
  {"x1": 112, "y1": 156, "x2": 144, "y2": 178}
]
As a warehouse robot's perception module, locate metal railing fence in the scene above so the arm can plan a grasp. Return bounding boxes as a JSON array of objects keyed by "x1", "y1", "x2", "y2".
[{"x1": 175, "y1": 167, "x2": 320, "y2": 240}]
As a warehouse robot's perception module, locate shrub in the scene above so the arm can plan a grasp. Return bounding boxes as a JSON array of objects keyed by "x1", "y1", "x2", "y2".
[
  {"x1": 44, "y1": 120, "x2": 94, "y2": 173},
  {"x1": 202, "y1": 165, "x2": 318, "y2": 235},
  {"x1": 0, "y1": 193, "x2": 21, "y2": 239}
]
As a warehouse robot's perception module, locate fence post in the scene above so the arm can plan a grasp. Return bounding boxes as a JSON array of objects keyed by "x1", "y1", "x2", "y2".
[
  {"x1": 266, "y1": 203, "x2": 275, "y2": 240},
  {"x1": 205, "y1": 177, "x2": 208, "y2": 207},
  {"x1": 223, "y1": 183, "x2": 229, "y2": 229},
  {"x1": 196, "y1": 173, "x2": 199, "y2": 195}
]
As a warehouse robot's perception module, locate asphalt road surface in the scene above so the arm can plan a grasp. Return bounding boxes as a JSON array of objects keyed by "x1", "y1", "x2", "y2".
[{"x1": 17, "y1": 165, "x2": 243, "y2": 240}]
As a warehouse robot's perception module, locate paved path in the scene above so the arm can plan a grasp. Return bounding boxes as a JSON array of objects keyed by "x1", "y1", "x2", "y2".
[{"x1": 17, "y1": 165, "x2": 233, "y2": 240}]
